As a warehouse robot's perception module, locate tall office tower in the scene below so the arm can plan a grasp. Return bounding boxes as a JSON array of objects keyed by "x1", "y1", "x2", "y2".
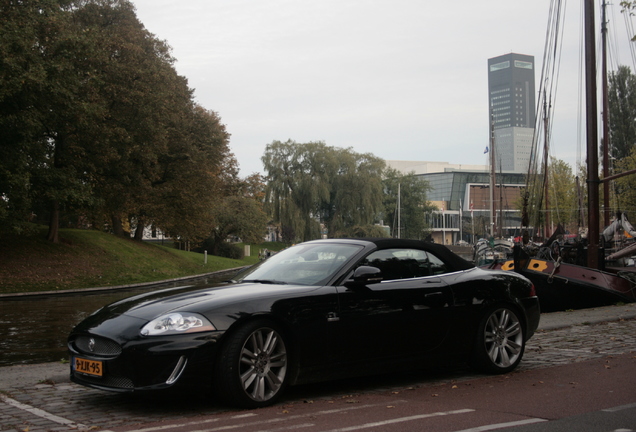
[{"x1": 487, "y1": 53, "x2": 535, "y2": 173}]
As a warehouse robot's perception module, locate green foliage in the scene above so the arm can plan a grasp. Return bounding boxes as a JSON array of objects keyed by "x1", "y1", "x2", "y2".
[
  {"x1": 382, "y1": 168, "x2": 435, "y2": 239},
  {"x1": 614, "y1": 148, "x2": 636, "y2": 216},
  {"x1": 548, "y1": 158, "x2": 578, "y2": 228},
  {"x1": 0, "y1": 0, "x2": 233, "y2": 244},
  {"x1": 198, "y1": 240, "x2": 243, "y2": 260},
  {"x1": 333, "y1": 224, "x2": 390, "y2": 238},
  {"x1": 262, "y1": 140, "x2": 385, "y2": 242},
  {"x1": 521, "y1": 157, "x2": 578, "y2": 232},
  {"x1": 621, "y1": 2, "x2": 636, "y2": 40},
  {"x1": 608, "y1": 66, "x2": 636, "y2": 163},
  {"x1": 198, "y1": 195, "x2": 269, "y2": 256}
]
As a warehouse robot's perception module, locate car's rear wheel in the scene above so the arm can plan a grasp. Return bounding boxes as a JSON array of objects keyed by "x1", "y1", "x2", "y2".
[
  {"x1": 471, "y1": 305, "x2": 525, "y2": 374},
  {"x1": 214, "y1": 320, "x2": 289, "y2": 408}
]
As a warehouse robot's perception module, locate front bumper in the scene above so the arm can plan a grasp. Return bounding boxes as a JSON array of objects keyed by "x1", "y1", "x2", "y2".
[{"x1": 68, "y1": 331, "x2": 222, "y2": 392}]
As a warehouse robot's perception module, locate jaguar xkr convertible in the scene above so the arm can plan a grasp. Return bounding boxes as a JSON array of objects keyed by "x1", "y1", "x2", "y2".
[{"x1": 68, "y1": 238, "x2": 540, "y2": 408}]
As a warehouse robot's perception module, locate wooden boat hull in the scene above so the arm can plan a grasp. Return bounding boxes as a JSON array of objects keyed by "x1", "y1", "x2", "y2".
[{"x1": 482, "y1": 247, "x2": 636, "y2": 312}]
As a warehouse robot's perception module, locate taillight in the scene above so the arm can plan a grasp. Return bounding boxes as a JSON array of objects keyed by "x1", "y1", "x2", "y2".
[{"x1": 529, "y1": 283, "x2": 536, "y2": 297}]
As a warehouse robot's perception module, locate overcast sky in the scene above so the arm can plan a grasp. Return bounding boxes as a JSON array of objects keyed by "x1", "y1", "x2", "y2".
[{"x1": 130, "y1": 0, "x2": 635, "y2": 176}]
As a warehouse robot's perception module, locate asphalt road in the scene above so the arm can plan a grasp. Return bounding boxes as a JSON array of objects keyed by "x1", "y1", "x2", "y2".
[{"x1": 1, "y1": 304, "x2": 635, "y2": 432}]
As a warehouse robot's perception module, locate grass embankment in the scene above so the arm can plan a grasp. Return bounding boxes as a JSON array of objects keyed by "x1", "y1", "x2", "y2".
[{"x1": 0, "y1": 227, "x2": 286, "y2": 294}]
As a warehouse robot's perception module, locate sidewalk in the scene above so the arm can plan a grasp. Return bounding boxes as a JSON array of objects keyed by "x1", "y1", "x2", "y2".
[
  {"x1": 1, "y1": 303, "x2": 635, "y2": 393},
  {"x1": 537, "y1": 302, "x2": 636, "y2": 330}
]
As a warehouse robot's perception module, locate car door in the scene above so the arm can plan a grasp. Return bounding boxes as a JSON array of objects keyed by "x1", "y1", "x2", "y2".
[{"x1": 334, "y1": 248, "x2": 454, "y2": 366}]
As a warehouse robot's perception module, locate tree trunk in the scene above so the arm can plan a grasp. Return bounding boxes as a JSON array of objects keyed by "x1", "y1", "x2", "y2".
[
  {"x1": 134, "y1": 219, "x2": 145, "y2": 241},
  {"x1": 111, "y1": 215, "x2": 125, "y2": 237},
  {"x1": 46, "y1": 200, "x2": 60, "y2": 243}
]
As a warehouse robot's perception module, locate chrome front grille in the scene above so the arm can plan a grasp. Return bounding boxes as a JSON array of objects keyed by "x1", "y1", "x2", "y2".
[{"x1": 74, "y1": 335, "x2": 122, "y2": 356}]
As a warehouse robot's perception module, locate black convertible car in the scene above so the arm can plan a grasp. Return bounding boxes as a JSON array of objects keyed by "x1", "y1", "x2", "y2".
[{"x1": 68, "y1": 238, "x2": 540, "y2": 408}]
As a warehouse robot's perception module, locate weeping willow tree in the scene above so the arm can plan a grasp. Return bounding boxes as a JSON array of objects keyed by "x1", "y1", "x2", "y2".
[{"x1": 262, "y1": 140, "x2": 385, "y2": 242}]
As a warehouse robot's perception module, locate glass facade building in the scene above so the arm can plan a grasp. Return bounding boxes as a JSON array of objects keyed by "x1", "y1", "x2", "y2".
[{"x1": 417, "y1": 170, "x2": 527, "y2": 243}]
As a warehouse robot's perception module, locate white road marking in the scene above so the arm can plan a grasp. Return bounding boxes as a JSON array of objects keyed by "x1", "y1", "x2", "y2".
[
  {"x1": 453, "y1": 418, "x2": 548, "y2": 432},
  {"x1": 0, "y1": 393, "x2": 88, "y2": 429},
  {"x1": 111, "y1": 402, "x2": 408, "y2": 432},
  {"x1": 253, "y1": 423, "x2": 315, "y2": 432},
  {"x1": 603, "y1": 403, "x2": 636, "y2": 412},
  {"x1": 100, "y1": 418, "x2": 220, "y2": 432},
  {"x1": 319, "y1": 408, "x2": 476, "y2": 432},
  {"x1": 100, "y1": 412, "x2": 261, "y2": 432}
]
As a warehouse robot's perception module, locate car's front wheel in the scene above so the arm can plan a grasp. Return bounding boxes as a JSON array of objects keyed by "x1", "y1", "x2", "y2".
[
  {"x1": 214, "y1": 320, "x2": 289, "y2": 408},
  {"x1": 471, "y1": 305, "x2": 525, "y2": 374}
]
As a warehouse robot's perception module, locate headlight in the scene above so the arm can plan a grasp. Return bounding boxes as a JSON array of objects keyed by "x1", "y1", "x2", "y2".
[{"x1": 141, "y1": 312, "x2": 216, "y2": 336}]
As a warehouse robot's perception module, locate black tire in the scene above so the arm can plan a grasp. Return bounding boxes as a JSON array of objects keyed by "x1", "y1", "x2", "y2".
[
  {"x1": 471, "y1": 305, "x2": 525, "y2": 374},
  {"x1": 214, "y1": 319, "x2": 289, "y2": 408}
]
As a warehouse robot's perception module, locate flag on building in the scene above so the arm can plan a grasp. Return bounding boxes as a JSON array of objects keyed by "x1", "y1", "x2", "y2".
[{"x1": 484, "y1": 146, "x2": 489, "y2": 154}]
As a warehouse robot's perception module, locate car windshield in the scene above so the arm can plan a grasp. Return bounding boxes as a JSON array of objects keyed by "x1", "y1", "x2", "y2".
[{"x1": 234, "y1": 243, "x2": 363, "y2": 286}]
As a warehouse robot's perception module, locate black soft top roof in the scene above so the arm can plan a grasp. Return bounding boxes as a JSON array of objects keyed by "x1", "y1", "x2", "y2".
[{"x1": 360, "y1": 238, "x2": 474, "y2": 271}]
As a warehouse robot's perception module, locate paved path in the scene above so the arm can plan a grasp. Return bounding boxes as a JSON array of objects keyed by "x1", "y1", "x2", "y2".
[{"x1": 1, "y1": 304, "x2": 635, "y2": 432}]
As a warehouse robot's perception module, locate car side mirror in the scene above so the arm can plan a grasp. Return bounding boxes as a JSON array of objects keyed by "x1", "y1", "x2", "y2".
[{"x1": 345, "y1": 266, "x2": 383, "y2": 288}]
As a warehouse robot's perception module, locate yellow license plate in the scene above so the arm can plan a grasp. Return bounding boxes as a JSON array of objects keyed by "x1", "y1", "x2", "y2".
[{"x1": 74, "y1": 357, "x2": 103, "y2": 377}]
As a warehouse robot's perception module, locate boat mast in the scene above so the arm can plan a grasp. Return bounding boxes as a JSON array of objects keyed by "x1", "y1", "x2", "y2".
[
  {"x1": 585, "y1": 0, "x2": 600, "y2": 269},
  {"x1": 602, "y1": 0, "x2": 611, "y2": 228},
  {"x1": 490, "y1": 110, "x2": 496, "y2": 238},
  {"x1": 543, "y1": 89, "x2": 550, "y2": 239}
]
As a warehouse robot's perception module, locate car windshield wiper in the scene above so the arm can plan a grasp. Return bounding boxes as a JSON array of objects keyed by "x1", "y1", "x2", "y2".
[{"x1": 241, "y1": 279, "x2": 288, "y2": 285}]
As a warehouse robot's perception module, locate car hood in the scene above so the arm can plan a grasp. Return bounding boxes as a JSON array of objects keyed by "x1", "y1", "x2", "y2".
[{"x1": 94, "y1": 281, "x2": 319, "y2": 321}]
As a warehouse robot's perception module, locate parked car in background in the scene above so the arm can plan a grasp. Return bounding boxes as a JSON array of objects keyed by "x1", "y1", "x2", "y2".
[{"x1": 68, "y1": 238, "x2": 540, "y2": 408}]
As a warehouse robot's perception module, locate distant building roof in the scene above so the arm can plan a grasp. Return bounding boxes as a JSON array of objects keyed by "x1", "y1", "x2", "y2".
[{"x1": 386, "y1": 160, "x2": 488, "y2": 175}]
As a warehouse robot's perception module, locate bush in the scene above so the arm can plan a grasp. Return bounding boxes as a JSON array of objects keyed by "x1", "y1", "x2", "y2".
[
  {"x1": 334, "y1": 224, "x2": 390, "y2": 238},
  {"x1": 213, "y1": 241, "x2": 243, "y2": 259}
]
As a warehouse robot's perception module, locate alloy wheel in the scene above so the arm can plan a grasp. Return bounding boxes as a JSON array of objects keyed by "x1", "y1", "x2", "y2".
[
  {"x1": 483, "y1": 307, "x2": 523, "y2": 368},
  {"x1": 238, "y1": 327, "x2": 288, "y2": 402}
]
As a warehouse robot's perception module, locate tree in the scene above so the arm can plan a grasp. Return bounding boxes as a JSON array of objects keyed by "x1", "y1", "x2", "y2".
[
  {"x1": 148, "y1": 107, "x2": 233, "y2": 243},
  {"x1": 608, "y1": 65, "x2": 636, "y2": 163},
  {"x1": 0, "y1": 0, "x2": 102, "y2": 240},
  {"x1": 614, "y1": 148, "x2": 636, "y2": 217},
  {"x1": 334, "y1": 224, "x2": 389, "y2": 238},
  {"x1": 319, "y1": 148, "x2": 385, "y2": 237},
  {"x1": 70, "y1": 0, "x2": 219, "y2": 242},
  {"x1": 0, "y1": 0, "x2": 235, "y2": 245},
  {"x1": 203, "y1": 195, "x2": 268, "y2": 257},
  {"x1": 262, "y1": 140, "x2": 331, "y2": 242},
  {"x1": 520, "y1": 157, "x2": 578, "y2": 235},
  {"x1": 621, "y1": 2, "x2": 636, "y2": 40},
  {"x1": 262, "y1": 140, "x2": 386, "y2": 242},
  {"x1": 547, "y1": 157, "x2": 578, "y2": 231},
  {"x1": 239, "y1": 173, "x2": 267, "y2": 202},
  {"x1": 382, "y1": 168, "x2": 435, "y2": 240}
]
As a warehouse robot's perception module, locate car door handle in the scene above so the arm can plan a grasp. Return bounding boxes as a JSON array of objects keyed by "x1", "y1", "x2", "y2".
[
  {"x1": 424, "y1": 292, "x2": 443, "y2": 298},
  {"x1": 326, "y1": 312, "x2": 340, "y2": 322}
]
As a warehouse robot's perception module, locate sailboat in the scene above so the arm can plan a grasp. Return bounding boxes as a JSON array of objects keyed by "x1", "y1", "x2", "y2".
[{"x1": 488, "y1": 0, "x2": 636, "y2": 312}]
